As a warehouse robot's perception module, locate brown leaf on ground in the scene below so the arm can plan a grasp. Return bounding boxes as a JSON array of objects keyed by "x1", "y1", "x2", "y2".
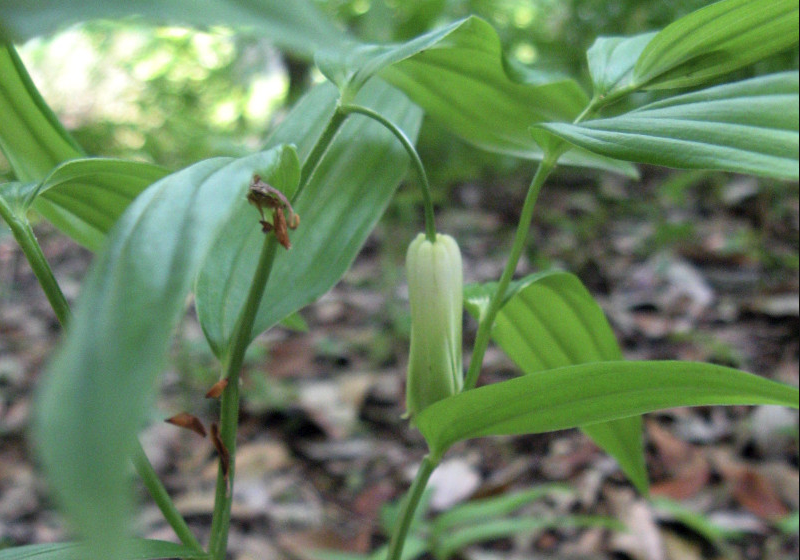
[
  {"x1": 648, "y1": 420, "x2": 711, "y2": 500},
  {"x1": 606, "y1": 486, "x2": 665, "y2": 560},
  {"x1": 711, "y1": 449, "x2": 789, "y2": 520}
]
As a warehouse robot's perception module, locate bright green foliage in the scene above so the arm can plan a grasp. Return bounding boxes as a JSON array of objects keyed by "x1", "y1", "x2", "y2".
[
  {"x1": 0, "y1": 44, "x2": 169, "y2": 249},
  {"x1": 0, "y1": 1, "x2": 796, "y2": 560},
  {"x1": 633, "y1": 0, "x2": 799, "y2": 90},
  {"x1": 195, "y1": 79, "x2": 423, "y2": 356},
  {"x1": 586, "y1": 32, "x2": 658, "y2": 97},
  {"x1": 318, "y1": 15, "x2": 637, "y2": 175},
  {"x1": 465, "y1": 272, "x2": 648, "y2": 494},
  {"x1": 314, "y1": 485, "x2": 621, "y2": 560},
  {"x1": 535, "y1": 72, "x2": 799, "y2": 180},
  {"x1": 0, "y1": 44, "x2": 82, "y2": 181},
  {"x1": 35, "y1": 146, "x2": 300, "y2": 559},
  {"x1": 405, "y1": 232, "x2": 463, "y2": 418},
  {"x1": 0, "y1": 0, "x2": 347, "y2": 59},
  {"x1": 31, "y1": 158, "x2": 169, "y2": 250},
  {"x1": 416, "y1": 361, "x2": 799, "y2": 458}
]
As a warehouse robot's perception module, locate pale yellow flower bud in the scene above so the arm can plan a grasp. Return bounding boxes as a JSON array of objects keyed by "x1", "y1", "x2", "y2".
[{"x1": 405, "y1": 233, "x2": 463, "y2": 418}]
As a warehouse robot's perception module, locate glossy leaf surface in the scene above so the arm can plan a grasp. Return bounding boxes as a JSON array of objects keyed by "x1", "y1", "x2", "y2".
[
  {"x1": 633, "y1": 0, "x2": 799, "y2": 90},
  {"x1": 416, "y1": 360, "x2": 799, "y2": 458},
  {"x1": 318, "y1": 16, "x2": 637, "y2": 175},
  {"x1": 465, "y1": 272, "x2": 647, "y2": 494},
  {"x1": 195, "y1": 79, "x2": 422, "y2": 356},
  {"x1": 33, "y1": 158, "x2": 169, "y2": 250},
  {"x1": 0, "y1": 45, "x2": 169, "y2": 249},
  {"x1": 0, "y1": 44, "x2": 81, "y2": 181},
  {"x1": 586, "y1": 32, "x2": 657, "y2": 97},
  {"x1": 35, "y1": 146, "x2": 299, "y2": 559},
  {"x1": 535, "y1": 72, "x2": 799, "y2": 180}
]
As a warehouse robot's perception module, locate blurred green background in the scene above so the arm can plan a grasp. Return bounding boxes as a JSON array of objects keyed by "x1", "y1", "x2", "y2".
[{"x1": 7, "y1": 0, "x2": 797, "y2": 182}]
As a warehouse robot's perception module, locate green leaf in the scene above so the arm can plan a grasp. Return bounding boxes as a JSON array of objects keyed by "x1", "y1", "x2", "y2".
[
  {"x1": 195, "y1": 79, "x2": 423, "y2": 356},
  {"x1": 534, "y1": 72, "x2": 799, "y2": 180},
  {"x1": 433, "y1": 485, "x2": 572, "y2": 532},
  {"x1": 416, "y1": 360, "x2": 799, "y2": 459},
  {"x1": 465, "y1": 272, "x2": 648, "y2": 494},
  {"x1": 311, "y1": 538, "x2": 428, "y2": 560},
  {"x1": 0, "y1": 0, "x2": 347, "y2": 59},
  {"x1": 0, "y1": 43, "x2": 82, "y2": 181},
  {"x1": 435, "y1": 515, "x2": 624, "y2": 560},
  {"x1": 0, "y1": 45, "x2": 168, "y2": 249},
  {"x1": 318, "y1": 16, "x2": 637, "y2": 176},
  {"x1": 633, "y1": 0, "x2": 799, "y2": 90},
  {"x1": 31, "y1": 158, "x2": 169, "y2": 250},
  {"x1": 586, "y1": 32, "x2": 657, "y2": 97},
  {"x1": 0, "y1": 540, "x2": 208, "y2": 560},
  {"x1": 35, "y1": 146, "x2": 299, "y2": 560}
]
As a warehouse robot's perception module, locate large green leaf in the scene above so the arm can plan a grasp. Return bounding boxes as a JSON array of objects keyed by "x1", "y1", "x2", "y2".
[
  {"x1": 0, "y1": 43, "x2": 82, "y2": 180},
  {"x1": 586, "y1": 32, "x2": 657, "y2": 98},
  {"x1": 633, "y1": 0, "x2": 799, "y2": 90},
  {"x1": 534, "y1": 72, "x2": 799, "y2": 180},
  {"x1": 465, "y1": 272, "x2": 647, "y2": 494},
  {"x1": 195, "y1": 79, "x2": 422, "y2": 356},
  {"x1": 317, "y1": 16, "x2": 637, "y2": 176},
  {"x1": 416, "y1": 361, "x2": 799, "y2": 459},
  {"x1": 0, "y1": 540, "x2": 208, "y2": 560},
  {"x1": 33, "y1": 158, "x2": 169, "y2": 250},
  {"x1": 35, "y1": 146, "x2": 299, "y2": 560},
  {"x1": 0, "y1": 45, "x2": 168, "y2": 249},
  {"x1": 0, "y1": 0, "x2": 347, "y2": 58}
]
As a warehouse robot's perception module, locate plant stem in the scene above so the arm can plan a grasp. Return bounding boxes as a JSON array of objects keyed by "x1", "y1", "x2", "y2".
[
  {"x1": 132, "y1": 441, "x2": 205, "y2": 553},
  {"x1": 338, "y1": 103, "x2": 436, "y2": 242},
  {"x1": 0, "y1": 197, "x2": 71, "y2": 327},
  {"x1": 207, "y1": 106, "x2": 349, "y2": 559},
  {"x1": 297, "y1": 108, "x2": 348, "y2": 201},
  {"x1": 208, "y1": 236, "x2": 278, "y2": 559},
  {"x1": 463, "y1": 155, "x2": 557, "y2": 391},
  {"x1": 0, "y1": 198, "x2": 206, "y2": 551},
  {"x1": 385, "y1": 455, "x2": 439, "y2": 560}
]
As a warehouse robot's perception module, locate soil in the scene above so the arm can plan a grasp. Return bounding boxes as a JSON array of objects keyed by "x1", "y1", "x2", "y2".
[{"x1": 1, "y1": 165, "x2": 798, "y2": 559}]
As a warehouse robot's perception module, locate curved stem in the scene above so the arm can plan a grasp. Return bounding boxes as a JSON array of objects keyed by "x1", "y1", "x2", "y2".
[
  {"x1": 385, "y1": 455, "x2": 439, "y2": 560},
  {"x1": 0, "y1": 197, "x2": 71, "y2": 327},
  {"x1": 463, "y1": 156, "x2": 557, "y2": 391},
  {"x1": 132, "y1": 442, "x2": 205, "y2": 553},
  {"x1": 338, "y1": 103, "x2": 436, "y2": 242}
]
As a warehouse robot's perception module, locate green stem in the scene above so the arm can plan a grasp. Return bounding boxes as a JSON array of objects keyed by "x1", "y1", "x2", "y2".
[
  {"x1": 385, "y1": 455, "x2": 439, "y2": 560},
  {"x1": 207, "y1": 106, "x2": 349, "y2": 558},
  {"x1": 0, "y1": 198, "x2": 205, "y2": 551},
  {"x1": 0, "y1": 197, "x2": 71, "y2": 327},
  {"x1": 338, "y1": 103, "x2": 436, "y2": 242},
  {"x1": 463, "y1": 155, "x2": 558, "y2": 391},
  {"x1": 208, "y1": 236, "x2": 278, "y2": 559},
  {"x1": 132, "y1": 441, "x2": 205, "y2": 553},
  {"x1": 297, "y1": 108, "x2": 348, "y2": 201}
]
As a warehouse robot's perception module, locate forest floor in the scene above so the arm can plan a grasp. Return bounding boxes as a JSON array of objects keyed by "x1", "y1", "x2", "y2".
[{"x1": 0, "y1": 165, "x2": 798, "y2": 560}]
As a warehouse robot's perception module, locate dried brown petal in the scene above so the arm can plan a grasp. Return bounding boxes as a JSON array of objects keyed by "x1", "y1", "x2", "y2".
[
  {"x1": 165, "y1": 413, "x2": 207, "y2": 438},
  {"x1": 210, "y1": 422, "x2": 230, "y2": 485},
  {"x1": 273, "y1": 207, "x2": 291, "y2": 249},
  {"x1": 205, "y1": 378, "x2": 229, "y2": 399}
]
